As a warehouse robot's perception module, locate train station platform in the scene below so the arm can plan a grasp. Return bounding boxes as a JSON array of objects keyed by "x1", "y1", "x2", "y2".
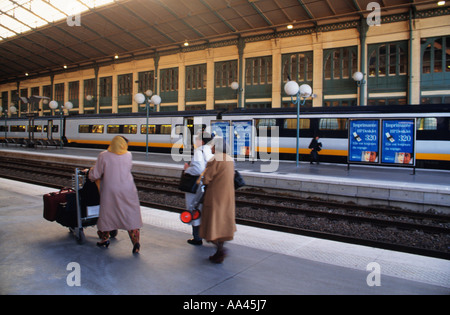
[
  {"x1": 1, "y1": 146, "x2": 449, "y2": 213},
  {"x1": 0, "y1": 177, "x2": 449, "y2": 296}
]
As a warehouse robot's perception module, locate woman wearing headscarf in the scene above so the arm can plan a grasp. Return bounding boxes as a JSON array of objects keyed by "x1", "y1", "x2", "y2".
[
  {"x1": 89, "y1": 136, "x2": 143, "y2": 254},
  {"x1": 199, "y1": 138, "x2": 236, "y2": 263}
]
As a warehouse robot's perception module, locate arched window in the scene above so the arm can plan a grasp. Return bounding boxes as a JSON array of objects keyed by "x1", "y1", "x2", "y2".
[{"x1": 282, "y1": 52, "x2": 313, "y2": 83}]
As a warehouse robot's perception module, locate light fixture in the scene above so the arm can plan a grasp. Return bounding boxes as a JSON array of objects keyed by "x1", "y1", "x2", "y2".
[
  {"x1": 134, "y1": 93, "x2": 146, "y2": 104},
  {"x1": 283, "y1": 80, "x2": 314, "y2": 167},
  {"x1": 231, "y1": 82, "x2": 240, "y2": 91},
  {"x1": 184, "y1": 41, "x2": 189, "y2": 47},
  {"x1": 284, "y1": 81, "x2": 299, "y2": 96},
  {"x1": 114, "y1": 54, "x2": 119, "y2": 59},
  {"x1": 287, "y1": 24, "x2": 293, "y2": 30},
  {"x1": 437, "y1": 1, "x2": 446, "y2": 6},
  {"x1": 49, "y1": 100, "x2": 58, "y2": 110},
  {"x1": 63, "y1": 65, "x2": 68, "y2": 69},
  {"x1": 25, "y1": 73, "x2": 29, "y2": 76},
  {"x1": 150, "y1": 95, "x2": 162, "y2": 106},
  {"x1": 299, "y1": 84, "x2": 312, "y2": 98},
  {"x1": 352, "y1": 71, "x2": 366, "y2": 87},
  {"x1": 134, "y1": 92, "x2": 162, "y2": 159},
  {"x1": 64, "y1": 102, "x2": 73, "y2": 110},
  {"x1": 9, "y1": 105, "x2": 17, "y2": 114}
]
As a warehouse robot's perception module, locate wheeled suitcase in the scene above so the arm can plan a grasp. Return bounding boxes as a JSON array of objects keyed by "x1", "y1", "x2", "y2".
[{"x1": 43, "y1": 188, "x2": 75, "y2": 222}]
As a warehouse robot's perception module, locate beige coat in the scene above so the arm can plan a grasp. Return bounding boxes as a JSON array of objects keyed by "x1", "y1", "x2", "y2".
[{"x1": 199, "y1": 153, "x2": 236, "y2": 242}]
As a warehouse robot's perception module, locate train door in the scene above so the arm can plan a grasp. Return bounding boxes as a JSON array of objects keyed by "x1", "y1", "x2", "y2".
[
  {"x1": 47, "y1": 120, "x2": 53, "y2": 139},
  {"x1": 184, "y1": 117, "x2": 194, "y2": 154},
  {"x1": 170, "y1": 116, "x2": 193, "y2": 155}
]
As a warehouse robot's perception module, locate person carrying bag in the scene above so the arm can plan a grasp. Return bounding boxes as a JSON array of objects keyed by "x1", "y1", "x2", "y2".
[{"x1": 180, "y1": 132, "x2": 213, "y2": 246}]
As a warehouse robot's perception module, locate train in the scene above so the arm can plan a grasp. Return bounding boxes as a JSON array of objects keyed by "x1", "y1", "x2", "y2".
[{"x1": 1, "y1": 104, "x2": 449, "y2": 170}]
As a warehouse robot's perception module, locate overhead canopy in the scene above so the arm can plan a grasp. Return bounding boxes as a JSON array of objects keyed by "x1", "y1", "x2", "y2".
[{"x1": 0, "y1": 0, "x2": 447, "y2": 84}]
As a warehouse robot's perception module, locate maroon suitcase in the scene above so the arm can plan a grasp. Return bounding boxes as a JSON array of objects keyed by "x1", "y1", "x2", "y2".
[{"x1": 43, "y1": 188, "x2": 75, "y2": 222}]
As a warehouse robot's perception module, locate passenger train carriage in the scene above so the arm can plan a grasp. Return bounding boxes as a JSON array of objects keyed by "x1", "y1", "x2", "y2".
[{"x1": 1, "y1": 104, "x2": 449, "y2": 170}]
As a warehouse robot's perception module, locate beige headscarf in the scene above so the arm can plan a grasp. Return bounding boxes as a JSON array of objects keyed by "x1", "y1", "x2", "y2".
[{"x1": 107, "y1": 136, "x2": 128, "y2": 155}]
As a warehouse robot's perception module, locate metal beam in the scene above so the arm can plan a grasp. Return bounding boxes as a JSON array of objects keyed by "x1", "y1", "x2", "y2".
[
  {"x1": 248, "y1": 0, "x2": 273, "y2": 26},
  {"x1": 117, "y1": 1, "x2": 177, "y2": 44},
  {"x1": 31, "y1": 0, "x2": 109, "y2": 58},
  {"x1": 155, "y1": 0, "x2": 205, "y2": 38},
  {"x1": 297, "y1": 0, "x2": 315, "y2": 20},
  {"x1": 199, "y1": 0, "x2": 237, "y2": 32}
]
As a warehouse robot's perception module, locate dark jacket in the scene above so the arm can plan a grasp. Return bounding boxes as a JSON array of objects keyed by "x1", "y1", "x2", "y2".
[{"x1": 309, "y1": 138, "x2": 322, "y2": 152}]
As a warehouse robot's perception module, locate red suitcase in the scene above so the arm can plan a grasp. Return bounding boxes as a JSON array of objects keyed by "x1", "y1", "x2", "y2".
[{"x1": 43, "y1": 188, "x2": 75, "y2": 222}]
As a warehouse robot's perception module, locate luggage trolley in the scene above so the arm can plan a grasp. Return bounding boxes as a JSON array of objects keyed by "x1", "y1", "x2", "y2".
[{"x1": 67, "y1": 168, "x2": 100, "y2": 244}]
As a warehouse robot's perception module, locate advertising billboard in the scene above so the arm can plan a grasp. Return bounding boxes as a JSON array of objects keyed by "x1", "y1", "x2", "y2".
[
  {"x1": 232, "y1": 120, "x2": 253, "y2": 158},
  {"x1": 349, "y1": 120, "x2": 380, "y2": 164},
  {"x1": 381, "y1": 119, "x2": 415, "y2": 166}
]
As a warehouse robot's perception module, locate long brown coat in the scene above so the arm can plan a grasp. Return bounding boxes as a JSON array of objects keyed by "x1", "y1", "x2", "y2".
[{"x1": 199, "y1": 153, "x2": 236, "y2": 242}]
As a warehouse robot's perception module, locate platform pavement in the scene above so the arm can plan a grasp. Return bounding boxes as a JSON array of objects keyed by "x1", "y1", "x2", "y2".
[
  {"x1": 1, "y1": 146, "x2": 449, "y2": 213},
  {"x1": 0, "y1": 177, "x2": 449, "y2": 296}
]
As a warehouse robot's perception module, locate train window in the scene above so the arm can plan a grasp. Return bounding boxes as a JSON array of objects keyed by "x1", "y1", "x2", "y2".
[
  {"x1": 284, "y1": 119, "x2": 310, "y2": 130},
  {"x1": 107, "y1": 124, "x2": 137, "y2": 134},
  {"x1": 45, "y1": 125, "x2": 59, "y2": 133},
  {"x1": 255, "y1": 119, "x2": 276, "y2": 129},
  {"x1": 10, "y1": 125, "x2": 26, "y2": 132},
  {"x1": 417, "y1": 118, "x2": 437, "y2": 130},
  {"x1": 140, "y1": 124, "x2": 172, "y2": 135},
  {"x1": 141, "y1": 125, "x2": 157, "y2": 134},
  {"x1": 0, "y1": 126, "x2": 7, "y2": 132},
  {"x1": 160, "y1": 125, "x2": 172, "y2": 135},
  {"x1": 319, "y1": 119, "x2": 348, "y2": 130},
  {"x1": 28, "y1": 125, "x2": 42, "y2": 132},
  {"x1": 79, "y1": 125, "x2": 104, "y2": 133}
]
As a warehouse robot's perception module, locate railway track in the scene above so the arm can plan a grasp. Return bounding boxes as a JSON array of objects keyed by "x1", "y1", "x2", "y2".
[{"x1": 1, "y1": 156, "x2": 449, "y2": 260}]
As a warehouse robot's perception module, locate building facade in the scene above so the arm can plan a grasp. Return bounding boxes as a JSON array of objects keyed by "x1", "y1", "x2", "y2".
[{"x1": 1, "y1": 7, "x2": 449, "y2": 117}]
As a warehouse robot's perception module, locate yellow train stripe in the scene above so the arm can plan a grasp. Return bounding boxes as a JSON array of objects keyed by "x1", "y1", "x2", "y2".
[
  {"x1": 416, "y1": 153, "x2": 450, "y2": 162},
  {"x1": 68, "y1": 139, "x2": 178, "y2": 149},
  {"x1": 256, "y1": 147, "x2": 347, "y2": 156},
  {"x1": 5, "y1": 137, "x2": 449, "y2": 162}
]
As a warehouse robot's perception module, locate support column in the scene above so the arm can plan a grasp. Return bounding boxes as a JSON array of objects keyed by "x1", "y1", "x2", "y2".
[
  {"x1": 359, "y1": 18, "x2": 369, "y2": 106},
  {"x1": 271, "y1": 38, "x2": 282, "y2": 108},
  {"x1": 206, "y1": 48, "x2": 215, "y2": 110},
  {"x1": 237, "y1": 37, "x2": 245, "y2": 109},
  {"x1": 312, "y1": 33, "x2": 324, "y2": 108},
  {"x1": 178, "y1": 53, "x2": 186, "y2": 111}
]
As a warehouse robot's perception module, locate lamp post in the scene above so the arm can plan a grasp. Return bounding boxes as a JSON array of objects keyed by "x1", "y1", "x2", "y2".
[
  {"x1": 231, "y1": 81, "x2": 243, "y2": 109},
  {"x1": 353, "y1": 71, "x2": 366, "y2": 106},
  {"x1": 284, "y1": 81, "x2": 313, "y2": 167},
  {"x1": 49, "y1": 100, "x2": 73, "y2": 148},
  {"x1": 134, "y1": 91, "x2": 162, "y2": 159},
  {"x1": 0, "y1": 106, "x2": 6, "y2": 139}
]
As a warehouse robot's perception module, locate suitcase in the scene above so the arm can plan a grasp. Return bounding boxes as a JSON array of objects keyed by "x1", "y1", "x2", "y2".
[
  {"x1": 56, "y1": 190, "x2": 98, "y2": 228},
  {"x1": 43, "y1": 188, "x2": 75, "y2": 222}
]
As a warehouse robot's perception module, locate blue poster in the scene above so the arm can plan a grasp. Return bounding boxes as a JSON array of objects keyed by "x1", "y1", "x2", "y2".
[
  {"x1": 232, "y1": 120, "x2": 253, "y2": 157},
  {"x1": 381, "y1": 120, "x2": 415, "y2": 165},
  {"x1": 211, "y1": 120, "x2": 230, "y2": 151},
  {"x1": 349, "y1": 120, "x2": 380, "y2": 163}
]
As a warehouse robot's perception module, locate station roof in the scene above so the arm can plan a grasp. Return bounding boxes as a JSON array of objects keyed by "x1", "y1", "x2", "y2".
[{"x1": 0, "y1": 0, "x2": 448, "y2": 84}]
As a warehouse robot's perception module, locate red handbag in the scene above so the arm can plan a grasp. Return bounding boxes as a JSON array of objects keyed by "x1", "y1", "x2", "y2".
[{"x1": 43, "y1": 188, "x2": 75, "y2": 222}]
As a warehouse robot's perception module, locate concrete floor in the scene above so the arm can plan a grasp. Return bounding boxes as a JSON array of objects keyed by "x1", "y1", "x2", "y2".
[{"x1": 1, "y1": 178, "x2": 449, "y2": 296}]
